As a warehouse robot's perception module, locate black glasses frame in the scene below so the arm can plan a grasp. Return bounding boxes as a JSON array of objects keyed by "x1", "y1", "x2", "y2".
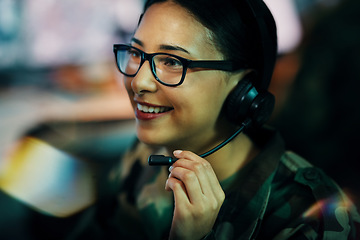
[{"x1": 113, "y1": 44, "x2": 246, "y2": 87}]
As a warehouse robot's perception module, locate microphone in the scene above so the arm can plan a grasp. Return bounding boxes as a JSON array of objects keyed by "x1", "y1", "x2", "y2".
[{"x1": 148, "y1": 119, "x2": 251, "y2": 165}]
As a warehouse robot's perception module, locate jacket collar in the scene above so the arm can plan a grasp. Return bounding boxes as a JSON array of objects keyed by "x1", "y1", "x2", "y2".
[{"x1": 216, "y1": 127, "x2": 285, "y2": 239}]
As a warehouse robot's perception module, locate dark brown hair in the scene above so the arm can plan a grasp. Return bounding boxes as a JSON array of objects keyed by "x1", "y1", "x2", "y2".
[{"x1": 141, "y1": 0, "x2": 277, "y2": 90}]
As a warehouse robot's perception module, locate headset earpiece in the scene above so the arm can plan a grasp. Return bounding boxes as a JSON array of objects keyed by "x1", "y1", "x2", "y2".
[
  {"x1": 224, "y1": 0, "x2": 277, "y2": 126},
  {"x1": 225, "y1": 74, "x2": 275, "y2": 127},
  {"x1": 224, "y1": 0, "x2": 277, "y2": 128}
]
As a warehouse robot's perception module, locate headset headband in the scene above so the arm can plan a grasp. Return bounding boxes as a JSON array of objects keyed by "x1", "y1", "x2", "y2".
[{"x1": 242, "y1": 0, "x2": 278, "y2": 90}]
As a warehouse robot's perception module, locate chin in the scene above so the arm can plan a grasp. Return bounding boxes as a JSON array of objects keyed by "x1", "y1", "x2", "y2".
[
  {"x1": 137, "y1": 130, "x2": 183, "y2": 152},
  {"x1": 136, "y1": 129, "x2": 165, "y2": 147}
]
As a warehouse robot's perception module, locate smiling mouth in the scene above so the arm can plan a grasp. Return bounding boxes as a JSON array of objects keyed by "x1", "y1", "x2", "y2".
[{"x1": 137, "y1": 103, "x2": 173, "y2": 113}]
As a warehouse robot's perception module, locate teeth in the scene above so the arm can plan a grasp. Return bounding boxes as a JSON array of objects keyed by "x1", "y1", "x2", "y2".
[{"x1": 137, "y1": 103, "x2": 169, "y2": 113}]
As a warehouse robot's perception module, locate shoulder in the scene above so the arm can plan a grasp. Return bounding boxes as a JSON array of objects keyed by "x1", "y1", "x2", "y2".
[{"x1": 261, "y1": 151, "x2": 360, "y2": 239}]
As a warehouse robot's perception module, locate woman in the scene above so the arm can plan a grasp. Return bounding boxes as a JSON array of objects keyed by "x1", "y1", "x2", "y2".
[
  {"x1": 0, "y1": 0, "x2": 358, "y2": 239},
  {"x1": 110, "y1": 0, "x2": 359, "y2": 239}
]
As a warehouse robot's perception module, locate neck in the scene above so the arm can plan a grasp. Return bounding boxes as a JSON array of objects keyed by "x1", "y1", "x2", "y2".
[
  {"x1": 165, "y1": 130, "x2": 259, "y2": 182},
  {"x1": 203, "y1": 132, "x2": 259, "y2": 181}
]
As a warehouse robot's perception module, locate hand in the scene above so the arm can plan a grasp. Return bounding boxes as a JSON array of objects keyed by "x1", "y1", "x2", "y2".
[{"x1": 165, "y1": 150, "x2": 225, "y2": 240}]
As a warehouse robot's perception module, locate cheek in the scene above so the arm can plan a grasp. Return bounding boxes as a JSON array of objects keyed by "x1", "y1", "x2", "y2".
[
  {"x1": 198, "y1": 90, "x2": 227, "y2": 119},
  {"x1": 123, "y1": 77, "x2": 134, "y2": 96},
  {"x1": 194, "y1": 73, "x2": 229, "y2": 107},
  {"x1": 171, "y1": 76, "x2": 228, "y2": 124}
]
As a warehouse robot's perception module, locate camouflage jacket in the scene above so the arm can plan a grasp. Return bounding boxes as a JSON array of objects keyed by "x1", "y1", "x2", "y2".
[
  {"x1": 107, "y1": 127, "x2": 360, "y2": 240},
  {"x1": 2, "y1": 126, "x2": 357, "y2": 239},
  {"x1": 205, "y1": 128, "x2": 360, "y2": 240}
]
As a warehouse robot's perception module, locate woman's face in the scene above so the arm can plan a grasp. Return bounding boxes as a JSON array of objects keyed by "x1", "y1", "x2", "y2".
[{"x1": 124, "y1": 1, "x2": 241, "y2": 152}]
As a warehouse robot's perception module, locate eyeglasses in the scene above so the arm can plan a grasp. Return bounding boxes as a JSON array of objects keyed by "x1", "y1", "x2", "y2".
[{"x1": 113, "y1": 44, "x2": 246, "y2": 87}]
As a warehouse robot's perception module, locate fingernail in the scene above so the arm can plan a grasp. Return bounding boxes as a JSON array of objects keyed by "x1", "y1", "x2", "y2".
[
  {"x1": 173, "y1": 150, "x2": 182, "y2": 156},
  {"x1": 168, "y1": 165, "x2": 173, "y2": 172}
]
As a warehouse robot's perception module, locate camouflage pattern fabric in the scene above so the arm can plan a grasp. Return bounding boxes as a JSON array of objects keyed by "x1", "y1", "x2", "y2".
[
  {"x1": 107, "y1": 127, "x2": 360, "y2": 239},
  {"x1": 4, "y1": 125, "x2": 358, "y2": 239}
]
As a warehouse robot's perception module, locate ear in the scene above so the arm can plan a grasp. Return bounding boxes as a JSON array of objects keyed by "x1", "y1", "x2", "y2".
[
  {"x1": 224, "y1": 70, "x2": 275, "y2": 127},
  {"x1": 227, "y1": 69, "x2": 253, "y2": 92}
]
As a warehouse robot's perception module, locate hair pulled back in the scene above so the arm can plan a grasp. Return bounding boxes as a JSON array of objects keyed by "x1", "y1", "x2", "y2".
[{"x1": 141, "y1": 0, "x2": 277, "y2": 89}]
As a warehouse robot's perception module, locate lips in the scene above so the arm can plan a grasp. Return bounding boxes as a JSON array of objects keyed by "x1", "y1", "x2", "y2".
[{"x1": 135, "y1": 102, "x2": 173, "y2": 120}]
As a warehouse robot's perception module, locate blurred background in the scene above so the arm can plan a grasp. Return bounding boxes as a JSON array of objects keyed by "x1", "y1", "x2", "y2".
[{"x1": 0, "y1": 0, "x2": 359, "y2": 235}]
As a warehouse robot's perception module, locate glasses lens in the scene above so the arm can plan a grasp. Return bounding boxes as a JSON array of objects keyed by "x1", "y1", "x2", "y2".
[
  {"x1": 153, "y1": 54, "x2": 184, "y2": 85},
  {"x1": 115, "y1": 46, "x2": 185, "y2": 86},
  {"x1": 117, "y1": 46, "x2": 141, "y2": 76}
]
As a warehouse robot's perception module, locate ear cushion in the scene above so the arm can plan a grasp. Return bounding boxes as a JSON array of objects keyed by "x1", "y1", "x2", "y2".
[
  {"x1": 225, "y1": 78, "x2": 275, "y2": 126},
  {"x1": 225, "y1": 78, "x2": 255, "y2": 124},
  {"x1": 249, "y1": 91, "x2": 275, "y2": 126}
]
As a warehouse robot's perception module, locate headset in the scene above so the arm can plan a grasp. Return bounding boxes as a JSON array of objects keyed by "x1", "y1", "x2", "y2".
[{"x1": 149, "y1": 0, "x2": 277, "y2": 165}]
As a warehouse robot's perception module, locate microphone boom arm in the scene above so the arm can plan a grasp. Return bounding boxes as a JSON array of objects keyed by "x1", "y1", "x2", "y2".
[{"x1": 148, "y1": 118, "x2": 252, "y2": 166}]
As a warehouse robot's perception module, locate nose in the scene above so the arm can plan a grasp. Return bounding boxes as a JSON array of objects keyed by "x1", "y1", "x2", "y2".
[{"x1": 130, "y1": 60, "x2": 158, "y2": 95}]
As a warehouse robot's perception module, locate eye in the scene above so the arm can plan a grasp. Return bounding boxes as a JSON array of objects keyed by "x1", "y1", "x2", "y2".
[
  {"x1": 128, "y1": 49, "x2": 141, "y2": 58},
  {"x1": 164, "y1": 57, "x2": 182, "y2": 67},
  {"x1": 157, "y1": 55, "x2": 183, "y2": 69}
]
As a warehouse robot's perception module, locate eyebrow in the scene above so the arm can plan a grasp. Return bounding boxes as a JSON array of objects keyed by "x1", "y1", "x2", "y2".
[
  {"x1": 131, "y1": 37, "x2": 143, "y2": 46},
  {"x1": 159, "y1": 44, "x2": 190, "y2": 54},
  {"x1": 131, "y1": 37, "x2": 190, "y2": 54}
]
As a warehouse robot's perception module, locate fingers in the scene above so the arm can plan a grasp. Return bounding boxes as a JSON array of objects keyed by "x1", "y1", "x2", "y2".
[
  {"x1": 165, "y1": 150, "x2": 225, "y2": 204},
  {"x1": 165, "y1": 176, "x2": 190, "y2": 207},
  {"x1": 175, "y1": 150, "x2": 224, "y2": 200},
  {"x1": 166, "y1": 163, "x2": 204, "y2": 204},
  {"x1": 165, "y1": 150, "x2": 225, "y2": 240}
]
